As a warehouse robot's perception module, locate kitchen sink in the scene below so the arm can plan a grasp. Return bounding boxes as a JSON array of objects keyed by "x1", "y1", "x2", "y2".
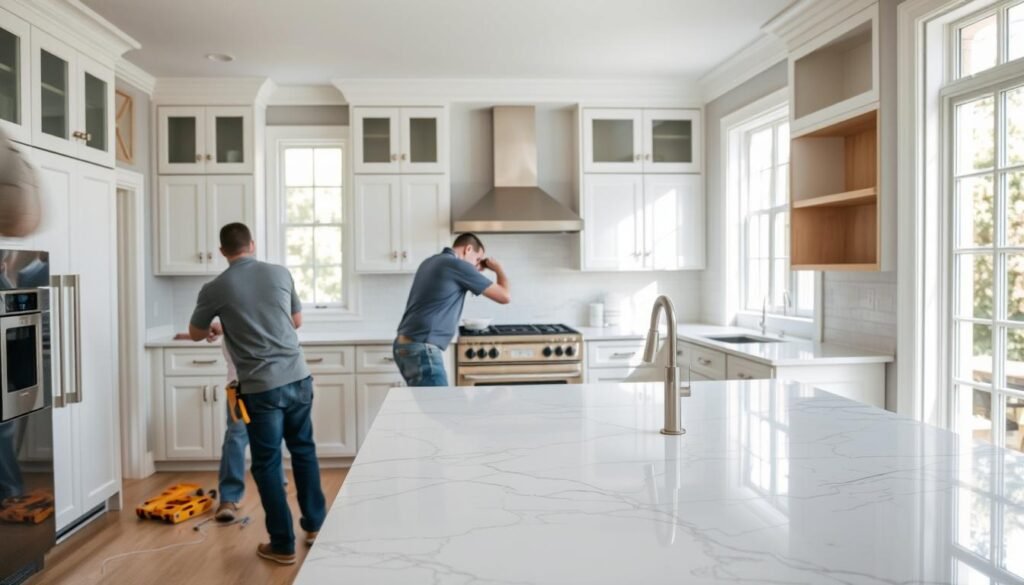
[{"x1": 703, "y1": 334, "x2": 784, "y2": 344}]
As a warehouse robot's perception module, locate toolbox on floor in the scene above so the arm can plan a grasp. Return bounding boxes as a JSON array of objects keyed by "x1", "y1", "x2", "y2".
[
  {"x1": 135, "y1": 483, "x2": 217, "y2": 524},
  {"x1": 0, "y1": 489, "x2": 55, "y2": 525}
]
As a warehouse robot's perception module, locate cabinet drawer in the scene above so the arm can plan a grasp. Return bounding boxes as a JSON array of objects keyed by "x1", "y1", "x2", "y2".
[
  {"x1": 689, "y1": 345, "x2": 726, "y2": 379},
  {"x1": 356, "y1": 345, "x2": 400, "y2": 374},
  {"x1": 587, "y1": 340, "x2": 647, "y2": 368},
  {"x1": 164, "y1": 348, "x2": 228, "y2": 376},
  {"x1": 302, "y1": 346, "x2": 355, "y2": 374},
  {"x1": 726, "y1": 356, "x2": 774, "y2": 381},
  {"x1": 688, "y1": 370, "x2": 714, "y2": 382}
]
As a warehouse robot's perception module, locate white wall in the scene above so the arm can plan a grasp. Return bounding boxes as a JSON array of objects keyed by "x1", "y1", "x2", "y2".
[{"x1": 157, "y1": 101, "x2": 703, "y2": 333}]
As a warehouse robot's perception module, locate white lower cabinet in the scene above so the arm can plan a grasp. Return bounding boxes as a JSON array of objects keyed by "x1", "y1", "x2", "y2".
[
  {"x1": 356, "y1": 373, "x2": 405, "y2": 447},
  {"x1": 310, "y1": 374, "x2": 357, "y2": 457},
  {"x1": 163, "y1": 376, "x2": 221, "y2": 460}
]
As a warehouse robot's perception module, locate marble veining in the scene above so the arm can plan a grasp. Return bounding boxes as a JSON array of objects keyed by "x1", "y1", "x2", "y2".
[{"x1": 295, "y1": 381, "x2": 1024, "y2": 584}]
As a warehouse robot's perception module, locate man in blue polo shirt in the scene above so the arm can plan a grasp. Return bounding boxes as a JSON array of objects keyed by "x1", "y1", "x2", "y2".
[{"x1": 394, "y1": 233, "x2": 511, "y2": 386}]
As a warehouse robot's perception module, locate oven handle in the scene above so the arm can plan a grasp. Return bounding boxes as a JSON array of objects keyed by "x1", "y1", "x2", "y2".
[
  {"x1": 462, "y1": 367, "x2": 583, "y2": 382},
  {"x1": 49, "y1": 276, "x2": 66, "y2": 408}
]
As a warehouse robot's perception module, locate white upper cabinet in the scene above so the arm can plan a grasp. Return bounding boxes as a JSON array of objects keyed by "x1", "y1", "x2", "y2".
[
  {"x1": 354, "y1": 174, "x2": 450, "y2": 273},
  {"x1": 583, "y1": 109, "x2": 643, "y2": 173},
  {"x1": 584, "y1": 108, "x2": 702, "y2": 174},
  {"x1": 158, "y1": 106, "x2": 253, "y2": 174},
  {"x1": 0, "y1": 8, "x2": 31, "y2": 144},
  {"x1": 581, "y1": 174, "x2": 704, "y2": 271},
  {"x1": 642, "y1": 109, "x2": 701, "y2": 173},
  {"x1": 30, "y1": 29, "x2": 115, "y2": 167},
  {"x1": 353, "y1": 106, "x2": 446, "y2": 174}
]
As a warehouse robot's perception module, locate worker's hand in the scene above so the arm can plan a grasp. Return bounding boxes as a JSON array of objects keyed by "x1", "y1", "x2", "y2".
[
  {"x1": 206, "y1": 322, "x2": 223, "y2": 343},
  {"x1": 481, "y1": 257, "x2": 503, "y2": 273}
]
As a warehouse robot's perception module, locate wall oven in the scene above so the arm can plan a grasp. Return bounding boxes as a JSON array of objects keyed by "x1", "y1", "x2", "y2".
[
  {"x1": 0, "y1": 290, "x2": 47, "y2": 421},
  {"x1": 455, "y1": 324, "x2": 584, "y2": 387}
]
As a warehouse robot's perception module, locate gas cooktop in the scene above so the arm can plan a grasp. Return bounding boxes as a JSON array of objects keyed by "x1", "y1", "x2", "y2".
[{"x1": 458, "y1": 324, "x2": 579, "y2": 337}]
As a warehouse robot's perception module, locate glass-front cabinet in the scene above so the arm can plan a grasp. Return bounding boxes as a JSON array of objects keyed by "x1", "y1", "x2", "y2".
[
  {"x1": 353, "y1": 106, "x2": 446, "y2": 174},
  {"x1": 583, "y1": 108, "x2": 702, "y2": 174},
  {"x1": 31, "y1": 29, "x2": 115, "y2": 166},
  {"x1": 158, "y1": 106, "x2": 253, "y2": 174},
  {"x1": 0, "y1": 8, "x2": 30, "y2": 143}
]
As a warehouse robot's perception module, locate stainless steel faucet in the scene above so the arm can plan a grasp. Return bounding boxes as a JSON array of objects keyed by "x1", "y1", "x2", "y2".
[{"x1": 642, "y1": 295, "x2": 688, "y2": 436}]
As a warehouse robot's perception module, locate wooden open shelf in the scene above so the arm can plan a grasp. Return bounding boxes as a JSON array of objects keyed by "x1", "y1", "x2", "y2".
[
  {"x1": 792, "y1": 187, "x2": 875, "y2": 209},
  {"x1": 791, "y1": 109, "x2": 878, "y2": 270}
]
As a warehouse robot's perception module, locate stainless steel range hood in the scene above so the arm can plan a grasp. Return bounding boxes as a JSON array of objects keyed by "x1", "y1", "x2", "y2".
[{"x1": 453, "y1": 106, "x2": 583, "y2": 234}]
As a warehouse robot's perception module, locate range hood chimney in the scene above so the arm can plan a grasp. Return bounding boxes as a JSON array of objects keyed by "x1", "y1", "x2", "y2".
[{"x1": 453, "y1": 106, "x2": 583, "y2": 234}]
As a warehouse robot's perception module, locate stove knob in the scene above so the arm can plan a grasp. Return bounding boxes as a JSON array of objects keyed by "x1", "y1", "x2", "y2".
[
  {"x1": 543, "y1": 346, "x2": 553, "y2": 357},
  {"x1": 465, "y1": 348, "x2": 475, "y2": 359},
  {"x1": 554, "y1": 346, "x2": 564, "y2": 357},
  {"x1": 488, "y1": 348, "x2": 499, "y2": 359},
  {"x1": 476, "y1": 348, "x2": 488, "y2": 359},
  {"x1": 565, "y1": 346, "x2": 576, "y2": 357}
]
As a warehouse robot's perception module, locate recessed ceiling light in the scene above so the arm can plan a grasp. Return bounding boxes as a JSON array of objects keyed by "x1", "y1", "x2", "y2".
[{"x1": 205, "y1": 53, "x2": 234, "y2": 63}]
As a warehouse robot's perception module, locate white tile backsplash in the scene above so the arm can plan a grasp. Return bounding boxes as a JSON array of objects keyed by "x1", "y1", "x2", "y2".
[{"x1": 823, "y1": 271, "x2": 897, "y2": 353}]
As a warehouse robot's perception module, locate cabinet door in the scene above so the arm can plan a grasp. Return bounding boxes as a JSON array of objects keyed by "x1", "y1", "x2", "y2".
[
  {"x1": 157, "y1": 176, "x2": 208, "y2": 275},
  {"x1": 581, "y1": 174, "x2": 644, "y2": 271},
  {"x1": 356, "y1": 373, "x2": 404, "y2": 447},
  {"x1": 52, "y1": 405, "x2": 79, "y2": 531},
  {"x1": 75, "y1": 54, "x2": 115, "y2": 167},
  {"x1": 644, "y1": 174, "x2": 704, "y2": 270},
  {"x1": 163, "y1": 377, "x2": 215, "y2": 459},
  {"x1": 400, "y1": 175, "x2": 449, "y2": 271},
  {"x1": 30, "y1": 148, "x2": 72, "y2": 269},
  {"x1": 206, "y1": 175, "x2": 255, "y2": 272},
  {"x1": 205, "y1": 106, "x2": 253, "y2": 174},
  {"x1": 399, "y1": 107, "x2": 445, "y2": 173},
  {"x1": 69, "y1": 163, "x2": 120, "y2": 510},
  {"x1": 353, "y1": 175, "x2": 401, "y2": 272},
  {"x1": 642, "y1": 109, "x2": 701, "y2": 173},
  {"x1": 353, "y1": 107, "x2": 400, "y2": 173},
  {"x1": 310, "y1": 374, "x2": 357, "y2": 457},
  {"x1": 30, "y1": 29, "x2": 76, "y2": 157},
  {"x1": 158, "y1": 106, "x2": 206, "y2": 174},
  {"x1": 582, "y1": 109, "x2": 643, "y2": 173},
  {"x1": 0, "y1": 8, "x2": 31, "y2": 143}
]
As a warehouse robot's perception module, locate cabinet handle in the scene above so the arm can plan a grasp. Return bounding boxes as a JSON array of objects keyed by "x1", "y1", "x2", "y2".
[
  {"x1": 400, "y1": 153, "x2": 407, "y2": 161},
  {"x1": 634, "y1": 153, "x2": 641, "y2": 161},
  {"x1": 644, "y1": 153, "x2": 651, "y2": 161},
  {"x1": 202, "y1": 385, "x2": 209, "y2": 402},
  {"x1": 195, "y1": 154, "x2": 202, "y2": 162},
  {"x1": 84, "y1": 132, "x2": 92, "y2": 142},
  {"x1": 391, "y1": 251, "x2": 399, "y2": 260},
  {"x1": 382, "y1": 356, "x2": 395, "y2": 363},
  {"x1": 192, "y1": 359, "x2": 218, "y2": 365},
  {"x1": 737, "y1": 373, "x2": 752, "y2": 380},
  {"x1": 207, "y1": 252, "x2": 213, "y2": 261},
  {"x1": 643, "y1": 251, "x2": 651, "y2": 257},
  {"x1": 611, "y1": 351, "x2": 636, "y2": 359},
  {"x1": 401, "y1": 251, "x2": 408, "y2": 259},
  {"x1": 697, "y1": 357, "x2": 712, "y2": 366},
  {"x1": 212, "y1": 385, "x2": 219, "y2": 402},
  {"x1": 206, "y1": 154, "x2": 212, "y2": 161},
  {"x1": 306, "y1": 357, "x2": 325, "y2": 364},
  {"x1": 391, "y1": 153, "x2": 398, "y2": 161}
]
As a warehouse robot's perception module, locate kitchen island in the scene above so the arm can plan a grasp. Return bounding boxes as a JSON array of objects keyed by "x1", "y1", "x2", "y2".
[{"x1": 295, "y1": 381, "x2": 1024, "y2": 584}]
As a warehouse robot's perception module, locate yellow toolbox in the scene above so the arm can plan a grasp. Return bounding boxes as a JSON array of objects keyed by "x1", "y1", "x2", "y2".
[
  {"x1": 0, "y1": 489, "x2": 55, "y2": 525},
  {"x1": 135, "y1": 483, "x2": 217, "y2": 524}
]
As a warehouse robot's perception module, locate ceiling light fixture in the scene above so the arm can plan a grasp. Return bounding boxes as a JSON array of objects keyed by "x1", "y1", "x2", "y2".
[{"x1": 205, "y1": 53, "x2": 234, "y2": 63}]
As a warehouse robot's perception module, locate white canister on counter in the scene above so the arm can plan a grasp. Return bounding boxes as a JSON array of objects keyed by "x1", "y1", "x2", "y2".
[
  {"x1": 588, "y1": 303, "x2": 605, "y2": 328},
  {"x1": 603, "y1": 293, "x2": 624, "y2": 327}
]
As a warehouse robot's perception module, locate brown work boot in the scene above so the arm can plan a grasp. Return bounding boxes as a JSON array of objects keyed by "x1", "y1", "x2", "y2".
[
  {"x1": 305, "y1": 531, "x2": 318, "y2": 546},
  {"x1": 214, "y1": 502, "x2": 239, "y2": 522},
  {"x1": 257, "y1": 543, "x2": 296, "y2": 565}
]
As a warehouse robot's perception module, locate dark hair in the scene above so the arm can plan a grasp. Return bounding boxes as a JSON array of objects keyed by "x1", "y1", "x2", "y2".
[
  {"x1": 452, "y1": 232, "x2": 484, "y2": 252},
  {"x1": 220, "y1": 222, "x2": 253, "y2": 255}
]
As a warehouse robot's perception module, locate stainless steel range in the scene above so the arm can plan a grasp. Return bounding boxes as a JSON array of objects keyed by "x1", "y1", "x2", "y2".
[{"x1": 455, "y1": 324, "x2": 583, "y2": 386}]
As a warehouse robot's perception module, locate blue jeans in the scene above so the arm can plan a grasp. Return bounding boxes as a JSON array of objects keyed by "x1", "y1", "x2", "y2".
[
  {"x1": 243, "y1": 376, "x2": 326, "y2": 554},
  {"x1": 218, "y1": 404, "x2": 287, "y2": 504},
  {"x1": 393, "y1": 341, "x2": 448, "y2": 386}
]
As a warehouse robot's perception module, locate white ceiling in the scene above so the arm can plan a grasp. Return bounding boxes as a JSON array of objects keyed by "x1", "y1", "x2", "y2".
[{"x1": 82, "y1": 0, "x2": 791, "y2": 85}]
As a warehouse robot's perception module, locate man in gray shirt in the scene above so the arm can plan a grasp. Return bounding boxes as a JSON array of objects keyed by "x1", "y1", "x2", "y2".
[
  {"x1": 189, "y1": 222, "x2": 325, "y2": 565},
  {"x1": 394, "y1": 233, "x2": 511, "y2": 386}
]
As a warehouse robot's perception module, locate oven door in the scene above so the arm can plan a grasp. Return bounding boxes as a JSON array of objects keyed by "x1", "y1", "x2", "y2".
[
  {"x1": 1, "y1": 312, "x2": 45, "y2": 421},
  {"x1": 457, "y1": 363, "x2": 584, "y2": 386}
]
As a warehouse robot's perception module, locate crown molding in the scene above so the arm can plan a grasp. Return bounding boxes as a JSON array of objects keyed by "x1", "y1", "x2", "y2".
[
  {"x1": 152, "y1": 77, "x2": 276, "y2": 105},
  {"x1": 333, "y1": 77, "x2": 702, "y2": 106},
  {"x1": 116, "y1": 58, "x2": 156, "y2": 95},
  {"x1": 268, "y1": 85, "x2": 347, "y2": 106},
  {"x1": 1, "y1": 0, "x2": 139, "y2": 64},
  {"x1": 698, "y1": 34, "x2": 787, "y2": 103},
  {"x1": 763, "y1": 0, "x2": 876, "y2": 50}
]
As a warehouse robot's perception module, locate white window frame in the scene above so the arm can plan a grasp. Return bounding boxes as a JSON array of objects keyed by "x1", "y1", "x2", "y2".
[
  {"x1": 722, "y1": 89, "x2": 820, "y2": 340},
  {"x1": 950, "y1": 0, "x2": 1024, "y2": 81},
  {"x1": 265, "y1": 125, "x2": 359, "y2": 320}
]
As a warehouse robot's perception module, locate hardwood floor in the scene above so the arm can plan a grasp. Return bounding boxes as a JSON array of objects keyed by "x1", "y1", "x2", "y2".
[{"x1": 28, "y1": 468, "x2": 348, "y2": 585}]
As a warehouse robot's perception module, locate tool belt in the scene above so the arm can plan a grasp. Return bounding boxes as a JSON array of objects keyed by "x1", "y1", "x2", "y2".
[{"x1": 226, "y1": 380, "x2": 250, "y2": 424}]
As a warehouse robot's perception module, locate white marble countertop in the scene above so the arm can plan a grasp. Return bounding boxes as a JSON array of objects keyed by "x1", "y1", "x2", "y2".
[
  {"x1": 144, "y1": 330, "x2": 398, "y2": 348},
  {"x1": 296, "y1": 380, "x2": 1024, "y2": 585},
  {"x1": 577, "y1": 323, "x2": 894, "y2": 366}
]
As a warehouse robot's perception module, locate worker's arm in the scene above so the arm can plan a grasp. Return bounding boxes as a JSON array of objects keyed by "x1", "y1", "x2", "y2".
[
  {"x1": 188, "y1": 320, "x2": 222, "y2": 342},
  {"x1": 481, "y1": 258, "x2": 511, "y2": 305},
  {"x1": 292, "y1": 312, "x2": 303, "y2": 330},
  {"x1": 188, "y1": 285, "x2": 219, "y2": 342}
]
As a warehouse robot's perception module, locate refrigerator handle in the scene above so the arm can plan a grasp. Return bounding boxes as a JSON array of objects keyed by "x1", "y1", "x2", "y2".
[
  {"x1": 49, "y1": 275, "x2": 66, "y2": 409},
  {"x1": 71, "y1": 274, "x2": 82, "y2": 404}
]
